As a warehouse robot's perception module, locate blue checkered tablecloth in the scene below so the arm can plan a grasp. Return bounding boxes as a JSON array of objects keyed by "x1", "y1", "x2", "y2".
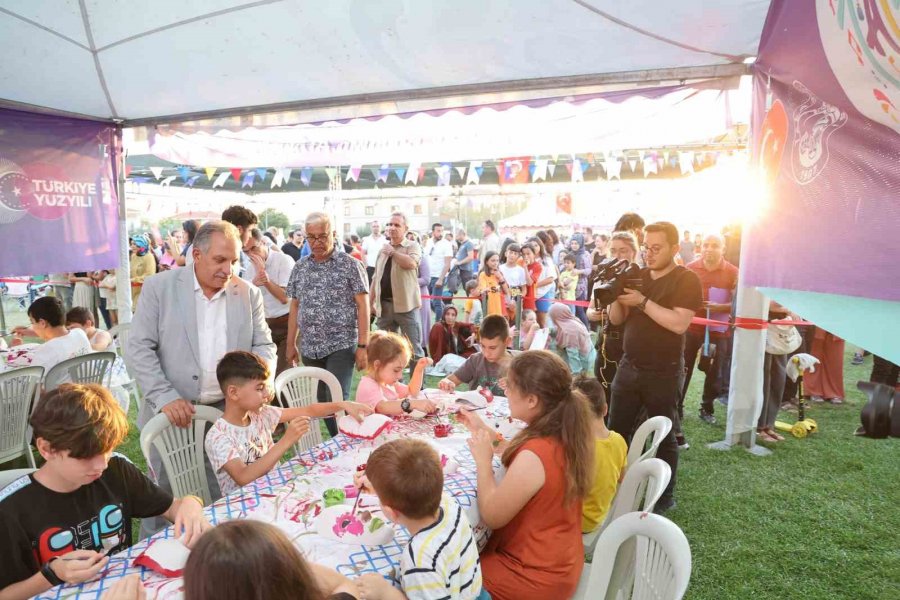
[{"x1": 37, "y1": 393, "x2": 510, "y2": 599}]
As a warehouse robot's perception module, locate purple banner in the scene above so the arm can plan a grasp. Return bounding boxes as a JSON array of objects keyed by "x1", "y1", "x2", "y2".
[
  {"x1": 0, "y1": 108, "x2": 119, "y2": 277},
  {"x1": 744, "y1": 0, "x2": 900, "y2": 301}
]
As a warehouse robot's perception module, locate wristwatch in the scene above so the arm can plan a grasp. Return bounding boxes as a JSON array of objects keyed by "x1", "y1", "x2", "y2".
[
  {"x1": 636, "y1": 297, "x2": 649, "y2": 312},
  {"x1": 400, "y1": 399, "x2": 412, "y2": 413},
  {"x1": 41, "y1": 558, "x2": 64, "y2": 586},
  {"x1": 356, "y1": 343, "x2": 367, "y2": 349}
]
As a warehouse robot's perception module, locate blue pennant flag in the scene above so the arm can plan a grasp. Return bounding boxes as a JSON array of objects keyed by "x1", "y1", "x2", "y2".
[
  {"x1": 393, "y1": 167, "x2": 406, "y2": 181},
  {"x1": 177, "y1": 166, "x2": 191, "y2": 182},
  {"x1": 255, "y1": 168, "x2": 268, "y2": 182},
  {"x1": 300, "y1": 167, "x2": 313, "y2": 186},
  {"x1": 185, "y1": 175, "x2": 201, "y2": 187}
]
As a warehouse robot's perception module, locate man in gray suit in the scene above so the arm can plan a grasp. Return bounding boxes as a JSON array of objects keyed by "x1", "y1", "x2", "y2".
[{"x1": 128, "y1": 220, "x2": 275, "y2": 534}]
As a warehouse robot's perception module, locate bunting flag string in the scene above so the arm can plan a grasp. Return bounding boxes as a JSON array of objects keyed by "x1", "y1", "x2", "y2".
[
  {"x1": 186, "y1": 175, "x2": 201, "y2": 188},
  {"x1": 271, "y1": 167, "x2": 291, "y2": 188},
  {"x1": 178, "y1": 166, "x2": 191, "y2": 182},
  {"x1": 241, "y1": 171, "x2": 256, "y2": 188},
  {"x1": 150, "y1": 166, "x2": 165, "y2": 180},
  {"x1": 642, "y1": 156, "x2": 658, "y2": 177},
  {"x1": 604, "y1": 157, "x2": 623, "y2": 180},
  {"x1": 393, "y1": 167, "x2": 406, "y2": 182},
  {"x1": 300, "y1": 167, "x2": 313, "y2": 186},
  {"x1": 254, "y1": 168, "x2": 267, "y2": 182},
  {"x1": 324, "y1": 167, "x2": 337, "y2": 184},
  {"x1": 628, "y1": 158, "x2": 637, "y2": 172},
  {"x1": 547, "y1": 159, "x2": 556, "y2": 177},
  {"x1": 346, "y1": 165, "x2": 361, "y2": 182},
  {"x1": 160, "y1": 175, "x2": 176, "y2": 187},
  {"x1": 229, "y1": 168, "x2": 242, "y2": 183},
  {"x1": 435, "y1": 163, "x2": 452, "y2": 186},
  {"x1": 679, "y1": 151, "x2": 695, "y2": 175},
  {"x1": 377, "y1": 164, "x2": 390, "y2": 183},
  {"x1": 204, "y1": 167, "x2": 216, "y2": 181},
  {"x1": 454, "y1": 165, "x2": 466, "y2": 179},
  {"x1": 533, "y1": 158, "x2": 548, "y2": 182},
  {"x1": 571, "y1": 157, "x2": 585, "y2": 183},
  {"x1": 369, "y1": 167, "x2": 380, "y2": 181}
]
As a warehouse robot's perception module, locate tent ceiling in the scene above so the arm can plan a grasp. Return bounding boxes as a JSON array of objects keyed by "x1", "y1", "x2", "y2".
[{"x1": 0, "y1": 0, "x2": 770, "y2": 124}]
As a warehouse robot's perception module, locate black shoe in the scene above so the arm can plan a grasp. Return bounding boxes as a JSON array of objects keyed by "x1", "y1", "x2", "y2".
[
  {"x1": 699, "y1": 411, "x2": 717, "y2": 425},
  {"x1": 654, "y1": 497, "x2": 676, "y2": 515},
  {"x1": 676, "y1": 434, "x2": 689, "y2": 450}
]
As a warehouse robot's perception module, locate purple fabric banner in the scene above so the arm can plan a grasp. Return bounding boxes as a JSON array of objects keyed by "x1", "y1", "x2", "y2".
[
  {"x1": 0, "y1": 108, "x2": 119, "y2": 277},
  {"x1": 744, "y1": 0, "x2": 900, "y2": 301}
]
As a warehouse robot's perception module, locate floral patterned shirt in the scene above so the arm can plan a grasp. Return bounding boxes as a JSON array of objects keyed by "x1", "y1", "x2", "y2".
[{"x1": 285, "y1": 251, "x2": 369, "y2": 359}]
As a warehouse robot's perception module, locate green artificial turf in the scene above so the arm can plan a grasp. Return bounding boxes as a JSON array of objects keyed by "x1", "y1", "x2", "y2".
[{"x1": 3, "y1": 303, "x2": 898, "y2": 600}]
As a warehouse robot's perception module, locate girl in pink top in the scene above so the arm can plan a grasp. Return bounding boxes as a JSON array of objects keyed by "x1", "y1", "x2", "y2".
[{"x1": 355, "y1": 331, "x2": 438, "y2": 415}]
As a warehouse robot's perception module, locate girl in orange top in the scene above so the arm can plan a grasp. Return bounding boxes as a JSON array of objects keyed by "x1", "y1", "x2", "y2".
[
  {"x1": 459, "y1": 351, "x2": 594, "y2": 600},
  {"x1": 475, "y1": 251, "x2": 509, "y2": 317}
]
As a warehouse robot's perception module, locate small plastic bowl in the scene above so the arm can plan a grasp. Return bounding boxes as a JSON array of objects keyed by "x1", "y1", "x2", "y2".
[{"x1": 433, "y1": 423, "x2": 452, "y2": 438}]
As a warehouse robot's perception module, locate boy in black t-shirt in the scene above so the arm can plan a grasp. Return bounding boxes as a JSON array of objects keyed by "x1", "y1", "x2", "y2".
[
  {"x1": 0, "y1": 384, "x2": 211, "y2": 600},
  {"x1": 607, "y1": 222, "x2": 702, "y2": 514}
]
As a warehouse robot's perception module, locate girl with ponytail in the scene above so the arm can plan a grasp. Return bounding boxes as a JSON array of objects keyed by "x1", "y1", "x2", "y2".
[{"x1": 459, "y1": 350, "x2": 594, "y2": 600}]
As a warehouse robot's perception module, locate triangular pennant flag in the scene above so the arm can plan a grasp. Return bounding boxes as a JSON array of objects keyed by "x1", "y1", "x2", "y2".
[
  {"x1": 565, "y1": 163, "x2": 573, "y2": 175},
  {"x1": 405, "y1": 163, "x2": 421, "y2": 184},
  {"x1": 393, "y1": 167, "x2": 406, "y2": 182},
  {"x1": 417, "y1": 167, "x2": 426, "y2": 183},
  {"x1": 466, "y1": 161, "x2": 482, "y2": 185},
  {"x1": 657, "y1": 157, "x2": 665, "y2": 171},
  {"x1": 533, "y1": 158, "x2": 548, "y2": 182},
  {"x1": 324, "y1": 167, "x2": 337, "y2": 183},
  {"x1": 435, "y1": 164, "x2": 452, "y2": 186},
  {"x1": 695, "y1": 152, "x2": 704, "y2": 164},
  {"x1": 639, "y1": 150, "x2": 647, "y2": 162},
  {"x1": 678, "y1": 152, "x2": 695, "y2": 175},
  {"x1": 494, "y1": 164, "x2": 503, "y2": 179},
  {"x1": 547, "y1": 161, "x2": 556, "y2": 177},
  {"x1": 370, "y1": 167, "x2": 380, "y2": 181},
  {"x1": 204, "y1": 167, "x2": 216, "y2": 181},
  {"x1": 628, "y1": 159, "x2": 638, "y2": 172},
  {"x1": 242, "y1": 171, "x2": 256, "y2": 188},
  {"x1": 605, "y1": 157, "x2": 623, "y2": 180},
  {"x1": 663, "y1": 150, "x2": 670, "y2": 163},
  {"x1": 642, "y1": 157, "x2": 658, "y2": 177},
  {"x1": 455, "y1": 165, "x2": 467, "y2": 179},
  {"x1": 347, "y1": 165, "x2": 361, "y2": 182},
  {"x1": 230, "y1": 168, "x2": 242, "y2": 183},
  {"x1": 255, "y1": 168, "x2": 267, "y2": 182},
  {"x1": 178, "y1": 166, "x2": 191, "y2": 182},
  {"x1": 150, "y1": 166, "x2": 164, "y2": 180},
  {"x1": 300, "y1": 167, "x2": 313, "y2": 186},
  {"x1": 213, "y1": 171, "x2": 230, "y2": 188},
  {"x1": 377, "y1": 165, "x2": 390, "y2": 183},
  {"x1": 270, "y1": 169, "x2": 283, "y2": 189},
  {"x1": 571, "y1": 159, "x2": 584, "y2": 183},
  {"x1": 160, "y1": 175, "x2": 176, "y2": 187},
  {"x1": 280, "y1": 167, "x2": 292, "y2": 185},
  {"x1": 579, "y1": 159, "x2": 589, "y2": 176},
  {"x1": 185, "y1": 175, "x2": 201, "y2": 188},
  {"x1": 528, "y1": 162, "x2": 536, "y2": 179}
]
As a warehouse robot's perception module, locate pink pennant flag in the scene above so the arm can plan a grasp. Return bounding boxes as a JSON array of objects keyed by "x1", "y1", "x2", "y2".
[{"x1": 347, "y1": 165, "x2": 361, "y2": 182}]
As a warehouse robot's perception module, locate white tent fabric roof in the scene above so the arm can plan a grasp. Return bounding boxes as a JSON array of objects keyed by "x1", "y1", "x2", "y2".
[{"x1": 0, "y1": 0, "x2": 770, "y2": 123}]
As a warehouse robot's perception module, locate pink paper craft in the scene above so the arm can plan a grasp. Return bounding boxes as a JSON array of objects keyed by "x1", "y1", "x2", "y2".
[
  {"x1": 337, "y1": 414, "x2": 392, "y2": 440},
  {"x1": 133, "y1": 538, "x2": 190, "y2": 577}
]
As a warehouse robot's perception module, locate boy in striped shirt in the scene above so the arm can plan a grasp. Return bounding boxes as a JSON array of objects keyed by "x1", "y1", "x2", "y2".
[{"x1": 356, "y1": 439, "x2": 485, "y2": 600}]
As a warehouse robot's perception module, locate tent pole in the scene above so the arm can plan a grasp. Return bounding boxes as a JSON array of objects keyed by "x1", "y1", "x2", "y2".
[
  {"x1": 114, "y1": 126, "x2": 133, "y2": 325},
  {"x1": 708, "y1": 229, "x2": 770, "y2": 455}
]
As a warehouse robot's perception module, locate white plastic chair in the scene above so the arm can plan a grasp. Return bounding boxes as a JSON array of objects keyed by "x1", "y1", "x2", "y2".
[
  {"x1": 109, "y1": 323, "x2": 141, "y2": 412},
  {"x1": 140, "y1": 405, "x2": 222, "y2": 506},
  {"x1": 274, "y1": 367, "x2": 344, "y2": 454},
  {"x1": 43, "y1": 352, "x2": 117, "y2": 391},
  {"x1": 574, "y1": 511, "x2": 692, "y2": 600},
  {"x1": 0, "y1": 467, "x2": 36, "y2": 489},
  {"x1": 626, "y1": 416, "x2": 673, "y2": 470},
  {"x1": 583, "y1": 458, "x2": 672, "y2": 554},
  {"x1": 0, "y1": 367, "x2": 44, "y2": 468}
]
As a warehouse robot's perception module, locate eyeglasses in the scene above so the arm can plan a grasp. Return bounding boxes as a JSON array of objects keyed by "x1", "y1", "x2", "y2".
[
  {"x1": 307, "y1": 234, "x2": 330, "y2": 244},
  {"x1": 641, "y1": 244, "x2": 668, "y2": 255}
]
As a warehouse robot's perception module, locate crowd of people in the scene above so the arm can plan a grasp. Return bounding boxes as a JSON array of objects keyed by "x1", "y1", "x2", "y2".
[{"x1": 2, "y1": 202, "x2": 894, "y2": 600}]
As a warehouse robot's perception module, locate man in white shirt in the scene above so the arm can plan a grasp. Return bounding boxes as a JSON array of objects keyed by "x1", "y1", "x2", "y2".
[
  {"x1": 423, "y1": 222, "x2": 453, "y2": 321},
  {"x1": 481, "y1": 219, "x2": 502, "y2": 257},
  {"x1": 245, "y1": 227, "x2": 297, "y2": 375},
  {"x1": 128, "y1": 220, "x2": 275, "y2": 534},
  {"x1": 361, "y1": 221, "x2": 387, "y2": 283}
]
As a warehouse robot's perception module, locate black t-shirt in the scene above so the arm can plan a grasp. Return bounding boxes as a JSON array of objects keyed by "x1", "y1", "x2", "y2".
[
  {"x1": 281, "y1": 242, "x2": 302, "y2": 262},
  {"x1": 380, "y1": 257, "x2": 394, "y2": 302},
  {"x1": 0, "y1": 455, "x2": 173, "y2": 589},
  {"x1": 622, "y1": 266, "x2": 702, "y2": 371}
]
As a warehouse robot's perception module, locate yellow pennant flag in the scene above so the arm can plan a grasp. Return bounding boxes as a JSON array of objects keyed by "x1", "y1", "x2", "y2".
[{"x1": 205, "y1": 167, "x2": 217, "y2": 181}]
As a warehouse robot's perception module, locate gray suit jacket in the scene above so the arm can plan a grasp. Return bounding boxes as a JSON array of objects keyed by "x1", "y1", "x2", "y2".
[{"x1": 127, "y1": 267, "x2": 276, "y2": 419}]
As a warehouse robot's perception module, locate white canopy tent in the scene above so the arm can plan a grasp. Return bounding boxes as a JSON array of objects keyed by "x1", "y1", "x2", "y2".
[{"x1": 0, "y1": 0, "x2": 768, "y2": 124}]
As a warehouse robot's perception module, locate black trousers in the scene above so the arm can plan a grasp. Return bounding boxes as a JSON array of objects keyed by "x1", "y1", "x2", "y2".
[
  {"x1": 608, "y1": 359, "x2": 680, "y2": 501},
  {"x1": 680, "y1": 330, "x2": 727, "y2": 415}
]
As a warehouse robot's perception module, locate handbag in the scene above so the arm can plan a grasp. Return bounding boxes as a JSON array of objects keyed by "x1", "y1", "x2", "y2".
[{"x1": 765, "y1": 317, "x2": 802, "y2": 355}]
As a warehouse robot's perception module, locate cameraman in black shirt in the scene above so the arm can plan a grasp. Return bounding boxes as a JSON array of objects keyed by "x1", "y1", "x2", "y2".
[{"x1": 607, "y1": 222, "x2": 702, "y2": 513}]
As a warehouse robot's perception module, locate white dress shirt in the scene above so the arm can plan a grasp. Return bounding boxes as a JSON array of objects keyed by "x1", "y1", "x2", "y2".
[
  {"x1": 194, "y1": 271, "x2": 228, "y2": 403},
  {"x1": 244, "y1": 250, "x2": 295, "y2": 318}
]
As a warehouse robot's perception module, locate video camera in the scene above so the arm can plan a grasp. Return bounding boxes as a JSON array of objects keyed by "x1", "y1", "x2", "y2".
[{"x1": 591, "y1": 257, "x2": 643, "y2": 309}]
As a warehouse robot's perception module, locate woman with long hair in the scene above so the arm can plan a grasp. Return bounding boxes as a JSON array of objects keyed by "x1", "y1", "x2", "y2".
[
  {"x1": 428, "y1": 305, "x2": 476, "y2": 364},
  {"x1": 459, "y1": 351, "x2": 594, "y2": 600},
  {"x1": 176, "y1": 219, "x2": 200, "y2": 267},
  {"x1": 587, "y1": 231, "x2": 638, "y2": 390},
  {"x1": 565, "y1": 233, "x2": 592, "y2": 327}
]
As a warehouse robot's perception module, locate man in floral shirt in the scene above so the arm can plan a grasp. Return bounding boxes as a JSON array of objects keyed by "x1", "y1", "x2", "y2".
[{"x1": 285, "y1": 212, "x2": 369, "y2": 435}]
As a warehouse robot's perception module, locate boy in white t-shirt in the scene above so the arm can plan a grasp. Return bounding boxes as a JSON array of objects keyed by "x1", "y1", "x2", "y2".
[
  {"x1": 11, "y1": 297, "x2": 92, "y2": 378},
  {"x1": 205, "y1": 351, "x2": 373, "y2": 495},
  {"x1": 499, "y1": 243, "x2": 527, "y2": 321}
]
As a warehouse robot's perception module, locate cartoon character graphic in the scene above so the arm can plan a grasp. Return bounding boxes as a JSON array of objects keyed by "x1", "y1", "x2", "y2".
[{"x1": 35, "y1": 504, "x2": 125, "y2": 563}]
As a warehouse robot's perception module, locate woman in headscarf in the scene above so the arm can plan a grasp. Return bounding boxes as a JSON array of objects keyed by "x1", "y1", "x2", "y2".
[
  {"x1": 428, "y1": 305, "x2": 476, "y2": 364},
  {"x1": 130, "y1": 235, "x2": 157, "y2": 308},
  {"x1": 566, "y1": 233, "x2": 592, "y2": 327},
  {"x1": 549, "y1": 303, "x2": 595, "y2": 375}
]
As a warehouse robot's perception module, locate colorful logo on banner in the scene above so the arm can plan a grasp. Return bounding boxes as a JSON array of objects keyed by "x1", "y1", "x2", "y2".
[
  {"x1": 0, "y1": 108, "x2": 118, "y2": 277},
  {"x1": 816, "y1": 0, "x2": 900, "y2": 133},
  {"x1": 0, "y1": 159, "x2": 106, "y2": 224}
]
